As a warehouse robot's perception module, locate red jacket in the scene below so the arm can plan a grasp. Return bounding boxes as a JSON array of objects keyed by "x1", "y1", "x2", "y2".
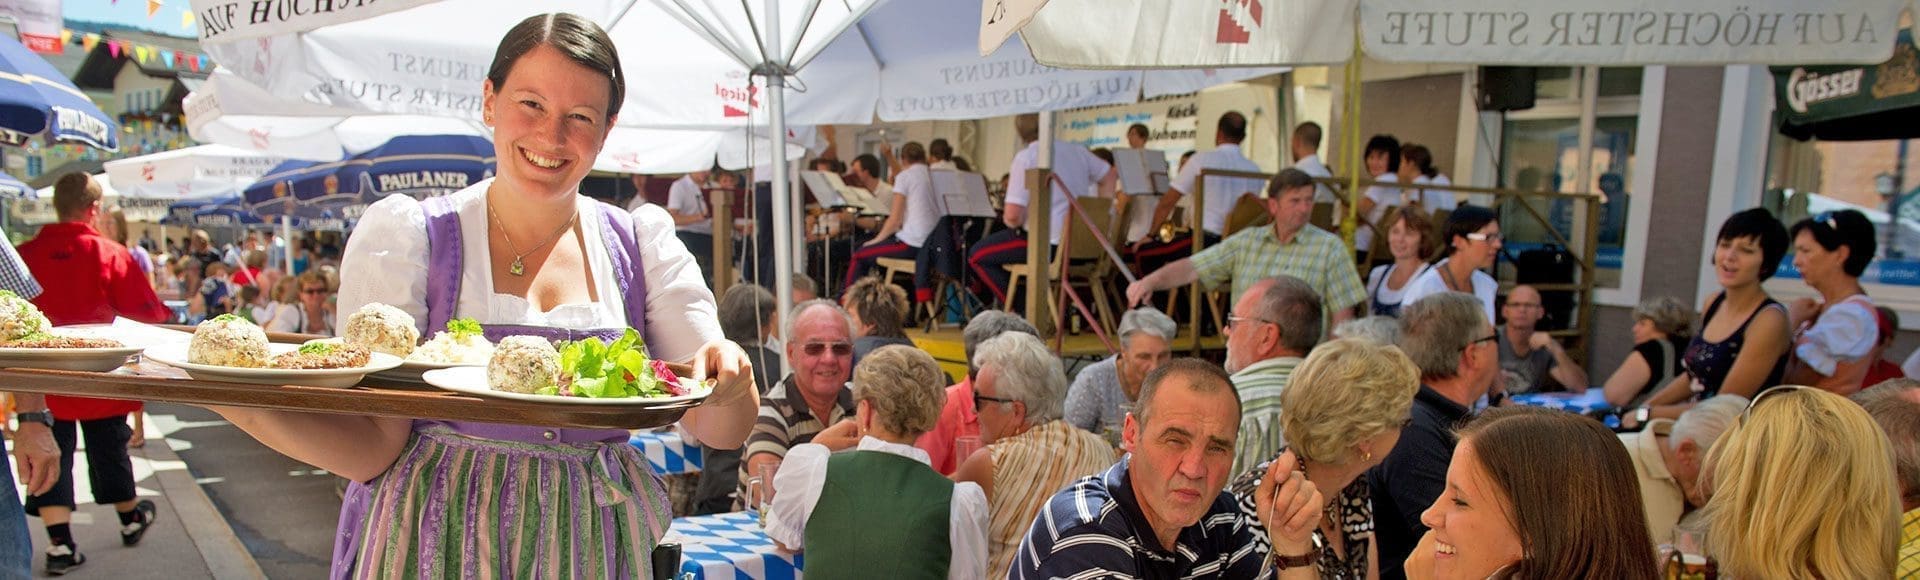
[{"x1": 17, "y1": 222, "x2": 170, "y2": 420}]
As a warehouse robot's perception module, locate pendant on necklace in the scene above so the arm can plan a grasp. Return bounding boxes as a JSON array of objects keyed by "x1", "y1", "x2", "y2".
[{"x1": 509, "y1": 257, "x2": 526, "y2": 276}]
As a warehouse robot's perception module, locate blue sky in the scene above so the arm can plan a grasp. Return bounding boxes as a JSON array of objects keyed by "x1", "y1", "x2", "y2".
[{"x1": 64, "y1": 0, "x2": 198, "y2": 37}]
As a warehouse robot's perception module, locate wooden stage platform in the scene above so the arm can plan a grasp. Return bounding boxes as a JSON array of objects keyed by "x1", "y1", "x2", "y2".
[{"x1": 907, "y1": 326, "x2": 1226, "y2": 382}]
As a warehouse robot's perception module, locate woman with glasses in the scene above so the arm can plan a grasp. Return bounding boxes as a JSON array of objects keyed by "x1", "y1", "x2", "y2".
[
  {"x1": 1631, "y1": 208, "x2": 1790, "y2": 426},
  {"x1": 1400, "y1": 205, "x2": 1501, "y2": 319},
  {"x1": 1228, "y1": 338, "x2": 1420, "y2": 579},
  {"x1": 1403, "y1": 407, "x2": 1657, "y2": 579},
  {"x1": 1701, "y1": 386, "x2": 1898, "y2": 578},
  {"x1": 1781, "y1": 209, "x2": 1881, "y2": 393},
  {"x1": 206, "y1": 15, "x2": 759, "y2": 579}
]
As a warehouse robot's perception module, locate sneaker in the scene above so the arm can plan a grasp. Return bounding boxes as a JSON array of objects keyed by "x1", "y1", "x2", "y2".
[
  {"x1": 45, "y1": 544, "x2": 84, "y2": 576},
  {"x1": 120, "y1": 499, "x2": 158, "y2": 547}
]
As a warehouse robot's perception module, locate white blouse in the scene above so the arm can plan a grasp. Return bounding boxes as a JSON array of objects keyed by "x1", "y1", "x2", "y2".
[
  {"x1": 336, "y1": 179, "x2": 722, "y2": 364},
  {"x1": 1400, "y1": 258, "x2": 1497, "y2": 320}
]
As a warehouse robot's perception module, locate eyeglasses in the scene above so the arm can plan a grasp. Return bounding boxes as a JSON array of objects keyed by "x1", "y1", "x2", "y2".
[
  {"x1": 801, "y1": 341, "x2": 853, "y2": 357},
  {"x1": 973, "y1": 390, "x2": 1018, "y2": 412},
  {"x1": 1225, "y1": 315, "x2": 1275, "y2": 333},
  {"x1": 1464, "y1": 333, "x2": 1497, "y2": 351},
  {"x1": 1464, "y1": 232, "x2": 1503, "y2": 243}
]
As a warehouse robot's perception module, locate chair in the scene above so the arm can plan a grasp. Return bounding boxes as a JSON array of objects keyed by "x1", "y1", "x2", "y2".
[
  {"x1": 1222, "y1": 194, "x2": 1271, "y2": 237},
  {"x1": 876, "y1": 256, "x2": 970, "y2": 331},
  {"x1": 1005, "y1": 197, "x2": 1117, "y2": 336},
  {"x1": 1310, "y1": 202, "x2": 1337, "y2": 232}
]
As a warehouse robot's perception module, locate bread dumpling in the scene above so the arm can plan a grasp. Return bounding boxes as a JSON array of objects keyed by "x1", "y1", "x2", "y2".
[
  {"x1": 188, "y1": 314, "x2": 270, "y2": 368},
  {"x1": 488, "y1": 336, "x2": 559, "y2": 394},
  {"x1": 343, "y1": 303, "x2": 419, "y2": 357},
  {"x1": 0, "y1": 290, "x2": 49, "y2": 340}
]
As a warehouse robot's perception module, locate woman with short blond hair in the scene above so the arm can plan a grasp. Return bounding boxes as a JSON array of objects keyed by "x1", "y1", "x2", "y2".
[
  {"x1": 1229, "y1": 338, "x2": 1420, "y2": 578},
  {"x1": 1704, "y1": 386, "x2": 1899, "y2": 579}
]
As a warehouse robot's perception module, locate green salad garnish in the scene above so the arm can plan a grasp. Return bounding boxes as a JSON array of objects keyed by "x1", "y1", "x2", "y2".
[
  {"x1": 211, "y1": 313, "x2": 250, "y2": 324},
  {"x1": 537, "y1": 329, "x2": 680, "y2": 398},
  {"x1": 447, "y1": 318, "x2": 483, "y2": 338},
  {"x1": 298, "y1": 341, "x2": 335, "y2": 355}
]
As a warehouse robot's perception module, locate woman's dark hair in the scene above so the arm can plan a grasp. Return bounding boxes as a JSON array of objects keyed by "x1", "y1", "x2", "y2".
[
  {"x1": 1441, "y1": 205, "x2": 1497, "y2": 258},
  {"x1": 952, "y1": 156, "x2": 973, "y2": 173},
  {"x1": 1717, "y1": 208, "x2": 1790, "y2": 281},
  {"x1": 928, "y1": 138, "x2": 953, "y2": 161},
  {"x1": 1365, "y1": 134, "x2": 1401, "y2": 173},
  {"x1": 1402, "y1": 144, "x2": 1437, "y2": 178},
  {"x1": 1090, "y1": 147, "x2": 1115, "y2": 165},
  {"x1": 1458, "y1": 408, "x2": 1659, "y2": 578},
  {"x1": 487, "y1": 13, "x2": 626, "y2": 120},
  {"x1": 1393, "y1": 206, "x2": 1440, "y2": 261},
  {"x1": 844, "y1": 277, "x2": 909, "y2": 339},
  {"x1": 1790, "y1": 209, "x2": 1877, "y2": 278}
]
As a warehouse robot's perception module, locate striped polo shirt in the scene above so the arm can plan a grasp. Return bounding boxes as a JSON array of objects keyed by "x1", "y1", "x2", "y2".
[
  {"x1": 738, "y1": 376, "x2": 856, "y2": 505},
  {"x1": 1009, "y1": 457, "x2": 1272, "y2": 580}
]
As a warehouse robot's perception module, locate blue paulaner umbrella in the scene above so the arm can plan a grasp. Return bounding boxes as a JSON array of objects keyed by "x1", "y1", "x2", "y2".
[
  {"x1": 350, "y1": 134, "x2": 493, "y2": 204},
  {"x1": 163, "y1": 195, "x2": 246, "y2": 226},
  {"x1": 0, "y1": 171, "x2": 31, "y2": 199},
  {"x1": 0, "y1": 35, "x2": 117, "y2": 150},
  {"x1": 242, "y1": 159, "x2": 364, "y2": 218}
]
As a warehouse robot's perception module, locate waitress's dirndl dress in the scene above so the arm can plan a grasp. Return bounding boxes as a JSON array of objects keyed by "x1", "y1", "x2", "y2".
[{"x1": 328, "y1": 181, "x2": 723, "y2": 579}]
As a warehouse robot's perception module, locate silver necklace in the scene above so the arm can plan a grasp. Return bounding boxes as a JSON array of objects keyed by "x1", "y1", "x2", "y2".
[{"x1": 487, "y1": 200, "x2": 578, "y2": 276}]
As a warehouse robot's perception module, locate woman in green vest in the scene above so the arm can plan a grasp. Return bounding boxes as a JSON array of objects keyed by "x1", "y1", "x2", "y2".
[{"x1": 762, "y1": 345, "x2": 989, "y2": 579}]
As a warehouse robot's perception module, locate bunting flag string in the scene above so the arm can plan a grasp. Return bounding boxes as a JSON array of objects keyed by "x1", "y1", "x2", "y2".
[{"x1": 51, "y1": 28, "x2": 212, "y2": 72}]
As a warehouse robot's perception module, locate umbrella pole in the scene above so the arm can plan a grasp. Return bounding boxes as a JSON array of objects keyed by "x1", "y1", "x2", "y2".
[
  {"x1": 280, "y1": 215, "x2": 293, "y2": 275},
  {"x1": 1341, "y1": 28, "x2": 1364, "y2": 247},
  {"x1": 766, "y1": 0, "x2": 795, "y2": 379}
]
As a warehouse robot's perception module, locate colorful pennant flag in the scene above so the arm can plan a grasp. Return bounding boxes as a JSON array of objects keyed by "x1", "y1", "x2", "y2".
[
  {"x1": 159, "y1": 49, "x2": 174, "y2": 69},
  {"x1": 147, "y1": 0, "x2": 162, "y2": 18},
  {"x1": 107, "y1": 40, "x2": 121, "y2": 59},
  {"x1": 58, "y1": 30, "x2": 70, "y2": 46},
  {"x1": 181, "y1": 11, "x2": 194, "y2": 29},
  {"x1": 81, "y1": 34, "x2": 98, "y2": 53}
]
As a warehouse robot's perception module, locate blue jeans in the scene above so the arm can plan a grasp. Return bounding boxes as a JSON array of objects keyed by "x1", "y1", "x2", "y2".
[{"x1": 0, "y1": 449, "x2": 31, "y2": 579}]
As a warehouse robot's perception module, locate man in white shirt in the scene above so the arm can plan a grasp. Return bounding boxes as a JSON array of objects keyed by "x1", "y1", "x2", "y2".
[
  {"x1": 660, "y1": 169, "x2": 714, "y2": 280},
  {"x1": 965, "y1": 113, "x2": 1115, "y2": 305},
  {"x1": 844, "y1": 143, "x2": 937, "y2": 298},
  {"x1": 1132, "y1": 111, "x2": 1264, "y2": 277},
  {"x1": 1291, "y1": 122, "x2": 1335, "y2": 204}
]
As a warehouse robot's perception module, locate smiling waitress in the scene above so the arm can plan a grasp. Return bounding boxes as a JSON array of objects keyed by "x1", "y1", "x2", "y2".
[{"x1": 208, "y1": 14, "x2": 758, "y2": 579}]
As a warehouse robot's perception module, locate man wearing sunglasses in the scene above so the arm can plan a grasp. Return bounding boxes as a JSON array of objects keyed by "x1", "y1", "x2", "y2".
[
  {"x1": 739, "y1": 300, "x2": 859, "y2": 509},
  {"x1": 1367, "y1": 292, "x2": 1500, "y2": 580}
]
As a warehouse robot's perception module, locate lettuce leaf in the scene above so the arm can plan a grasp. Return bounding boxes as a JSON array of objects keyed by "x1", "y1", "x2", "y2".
[
  {"x1": 552, "y1": 328, "x2": 667, "y2": 399},
  {"x1": 447, "y1": 318, "x2": 484, "y2": 339}
]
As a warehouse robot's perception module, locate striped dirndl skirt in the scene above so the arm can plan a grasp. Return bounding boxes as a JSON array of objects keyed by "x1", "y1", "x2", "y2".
[{"x1": 346, "y1": 426, "x2": 671, "y2": 579}]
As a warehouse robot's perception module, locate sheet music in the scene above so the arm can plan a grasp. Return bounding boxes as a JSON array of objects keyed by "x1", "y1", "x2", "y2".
[
  {"x1": 1113, "y1": 149, "x2": 1171, "y2": 196},
  {"x1": 930, "y1": 170, "x2": 996, "y2": 218},
  {"x1": 801, "y1": 171, "x2": 843, "y2": 207}
]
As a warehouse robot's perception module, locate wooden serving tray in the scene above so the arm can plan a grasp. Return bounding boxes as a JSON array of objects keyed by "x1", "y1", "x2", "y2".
[{"x1": 0, "y1": 358, "x2": 704, "y2": 430}]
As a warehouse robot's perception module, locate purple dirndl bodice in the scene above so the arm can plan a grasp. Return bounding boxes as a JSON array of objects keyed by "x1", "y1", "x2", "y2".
[{"x1": 331, "y1": 194, "x2": 662, "y2": 579}]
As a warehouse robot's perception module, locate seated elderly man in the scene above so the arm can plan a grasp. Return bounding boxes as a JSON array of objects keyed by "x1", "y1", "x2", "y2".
[
  {"x1": 1851, "y1": 378, "x2": 1920, "y2": 576},
  {"x1": 1064, "y1": 308, "x2": 1175, "y2": 439},
  {"x1": 1494, "y1": 284, "x2": 1588, "y2": 394},
  {"x1": 953, "y1": 333, "x2": 1117, "y2": 577},
  {"x1": 1227, "y1": 276, "x2": 1324, "y2": 473},
  {"x1": 1367, "y1": 292, "x2": 1500, "y2": 580},
  {"x1": 740, "y1": 299, "x2": 859, "y2": 508},
  {"x1": 916, "y1": 311, "x2": 1041, "y2": 475},
  {"x1": 765, "y1": 346, "x2": 989, "y2": 579},
  {"x1": 1617, "y1": 394, "x2": 1745, "y2": 545},
  {"x1": 1011, "y1": 359, "x2": 1326, "y2": 579},
  {"x1": 694, "y1": 283, "x2": 782, "y2": 515}
]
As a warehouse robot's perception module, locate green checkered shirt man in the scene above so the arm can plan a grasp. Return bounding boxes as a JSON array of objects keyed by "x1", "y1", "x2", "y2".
[{"x1": 1190, "y1": 224, "x2": 1366, "y2": 318}]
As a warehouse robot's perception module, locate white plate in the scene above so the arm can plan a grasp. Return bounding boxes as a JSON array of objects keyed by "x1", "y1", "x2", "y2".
[
  {"x1": 370, "y1": 358, "x2": 485, "y2": 383},
  {"x1": 421, "y1": 366, "x2": 711, "y2": 406},
  {"x1": 0, "y1": 341, "x2": 145, "y2": 373},
  {"x1": 142, "y1": 343, "x2": 405, "y2": 388}
]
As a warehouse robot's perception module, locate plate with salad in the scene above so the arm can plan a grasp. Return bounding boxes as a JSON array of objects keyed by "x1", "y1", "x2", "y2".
[{"x1": 421, "y1": 329, "x2": 712, "y2": 405}]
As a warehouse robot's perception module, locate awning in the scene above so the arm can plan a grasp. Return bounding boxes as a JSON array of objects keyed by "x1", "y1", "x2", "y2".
[{"x1": 1776, "y1": 28, "x2": 1920, "y2": 141}]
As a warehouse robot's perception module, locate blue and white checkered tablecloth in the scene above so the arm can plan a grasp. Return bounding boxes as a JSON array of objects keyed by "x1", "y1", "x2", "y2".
[
  {"x1": 630, "y1": 428, "x2": 703, "y2": 475},
  {"x1": 662, "y1": 511, "x2": 803, "y2": 580},
  {"x1": 1510, "y1": 391, "x2": 1614, "y2": 415}
]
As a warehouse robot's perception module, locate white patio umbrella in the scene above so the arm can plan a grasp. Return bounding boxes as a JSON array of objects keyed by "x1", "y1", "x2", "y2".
[
  {"x1": 184, "y1": 68, "x2": 817, "y2": 173},
  {"x1": 101, "y1": 144, "x2": 286, "y2": 199}
]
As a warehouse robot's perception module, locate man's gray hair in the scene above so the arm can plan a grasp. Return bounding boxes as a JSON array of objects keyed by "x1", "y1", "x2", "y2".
[
  {"x1": 1118, "y1": 308, "x2": 1177, "y2": 349},
  {"x1": 972, "y1": 332, "x2": 1067, "y2": 423},
  {"x1": 1399, "y1": 292, "x2": 1488, "y2": 380},
  {"x1": 1334, "y1": 316, "x2": 1402, "y2": 346},
  {"x1": 1255, "y1": 276, "x2": 1323, "y2": 354},
  {"x1": 786, "y1": 298, "x2": 852, "y2": 345},
  {"x1": 1854, "y1": 379, "x2": 1920, "y2": 501},
  {"x1": 1670, "y1": 394, "x2": 1747, "y2": 453},
  {"x1": 962, "y1": 310, "x2": 1040, "y2": 363}
]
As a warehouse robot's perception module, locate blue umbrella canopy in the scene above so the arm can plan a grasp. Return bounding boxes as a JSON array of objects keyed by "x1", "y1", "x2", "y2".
[
  {"x1": 163, "y1": 195, "x2": 246, "y2": 226},
  {"x1": 242, "y1": 159, "x2": 364, "y2": 218},
  {"x1": 351, "y1": 134, "x2": 493, "y2": 203},
  {"x1": 0, "y1": 35, "x2": 117, "y2": 150},
  {"x1": 0, "y1": 171, "x2": 31, "y2": 200}
]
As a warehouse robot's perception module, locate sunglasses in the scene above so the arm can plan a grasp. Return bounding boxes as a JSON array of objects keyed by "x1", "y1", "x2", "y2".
[
  {"x1": 1740, "y1": 385, "x2": 1815, "y2": 422},
  {"x1": 973, "y1": 390, "x2": 1018, "y2": 412},
  {"x1": 801, "y1": 341, "x2": 853, "y2": 357},
  {"x1": 1464, "y1": 232, "x2": 1503, "y2": 243}
]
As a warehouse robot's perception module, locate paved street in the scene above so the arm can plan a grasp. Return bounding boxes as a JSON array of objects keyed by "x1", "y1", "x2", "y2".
[{"x1": 148, "y1": 403, "x2": 339, "y2": 579}]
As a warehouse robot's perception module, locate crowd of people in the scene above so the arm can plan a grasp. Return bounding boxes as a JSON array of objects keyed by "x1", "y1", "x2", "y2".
[{"x1": 0, "y1": 10, "x2": 1915, "y2": 580}]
